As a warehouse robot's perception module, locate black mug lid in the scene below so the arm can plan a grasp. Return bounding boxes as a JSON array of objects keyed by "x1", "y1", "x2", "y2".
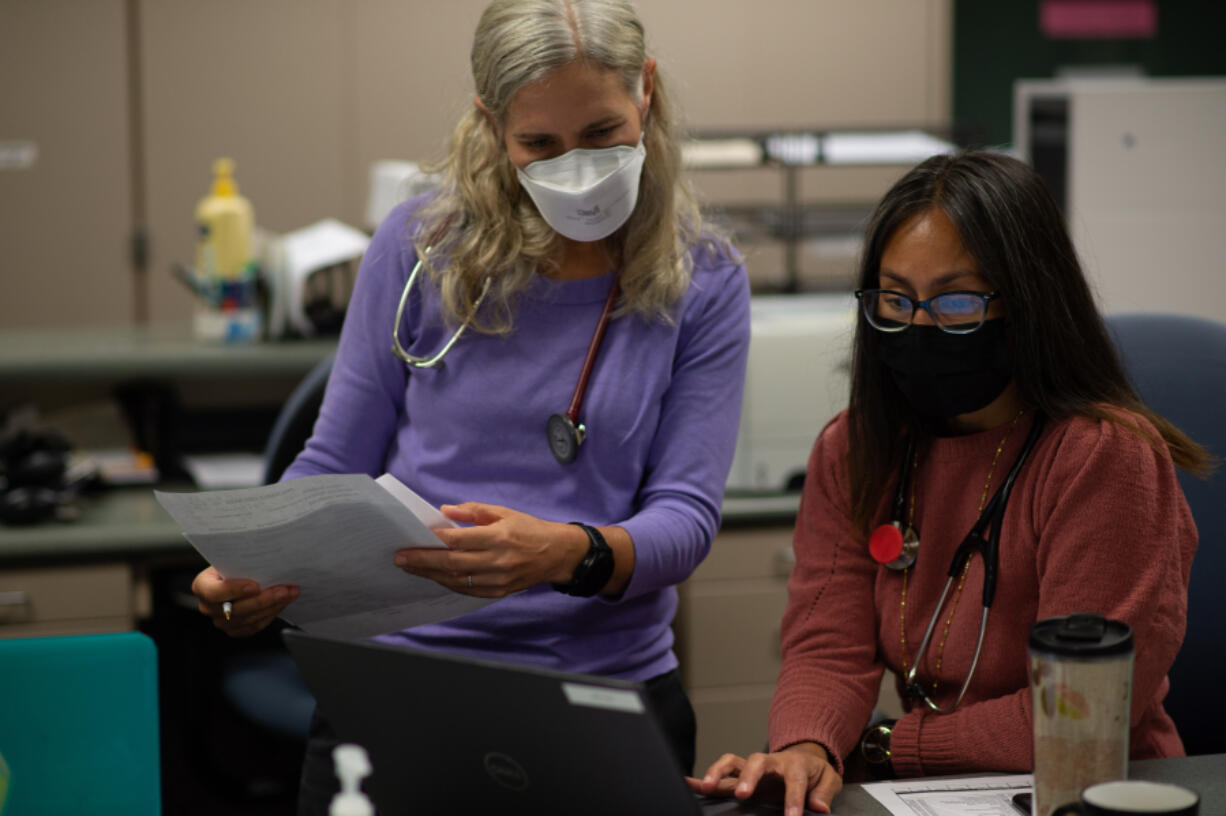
[{"x1": 1029, "y1": 613, "x2": 1134, "y2": 658}]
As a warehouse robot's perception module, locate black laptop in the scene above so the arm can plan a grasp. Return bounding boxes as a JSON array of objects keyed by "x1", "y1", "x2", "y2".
[{"x1": 284, "y1": 630, "x2": 795, "y2": 816}]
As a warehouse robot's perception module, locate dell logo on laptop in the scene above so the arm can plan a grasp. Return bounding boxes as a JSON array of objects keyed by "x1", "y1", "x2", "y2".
[{"x1": 482, "y1": 752, "x2": 529, "y2": 791}]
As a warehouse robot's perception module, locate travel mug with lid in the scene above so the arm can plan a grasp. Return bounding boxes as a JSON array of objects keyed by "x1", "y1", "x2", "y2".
[{"x1": 1029, "y1": 613, "x2": 1134, "y2": 816}]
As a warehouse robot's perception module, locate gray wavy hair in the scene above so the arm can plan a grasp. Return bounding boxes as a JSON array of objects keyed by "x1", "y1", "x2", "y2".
[{"x1": 415, "y1": 0, "x2": 715, "y2": 334}]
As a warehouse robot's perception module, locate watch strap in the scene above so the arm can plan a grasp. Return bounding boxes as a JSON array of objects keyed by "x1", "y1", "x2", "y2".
[{"x1": 551, "y1": 522, "x2": 615, "y2": 598}]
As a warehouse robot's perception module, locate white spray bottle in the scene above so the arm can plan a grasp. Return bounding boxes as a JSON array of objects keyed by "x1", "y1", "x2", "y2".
[{"x1": 329, "y1": 743, "x2": 375, "y2": 816}]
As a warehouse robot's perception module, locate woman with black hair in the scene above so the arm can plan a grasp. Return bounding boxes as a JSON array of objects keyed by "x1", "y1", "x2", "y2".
[{"x1": 692, "y1": 151, "x2": 1210, "y2": 815}]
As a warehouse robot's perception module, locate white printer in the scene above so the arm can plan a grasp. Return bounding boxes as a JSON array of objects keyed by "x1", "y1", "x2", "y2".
[{"x1": 725, "y1": 293, "x2": 856, "y2": 493}]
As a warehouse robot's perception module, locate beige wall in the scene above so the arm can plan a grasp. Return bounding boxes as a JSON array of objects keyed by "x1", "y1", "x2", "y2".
[
  {"x1": 0, "y1": 0, "x2": 133, "y2": 329},
  {"x1": 1, "y1": 0, "x2": 950, "y2": 329}
]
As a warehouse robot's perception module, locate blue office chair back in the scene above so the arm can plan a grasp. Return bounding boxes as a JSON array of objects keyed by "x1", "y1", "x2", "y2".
[
  {"x1": 263, "y1": 353, "x2": 336, "y2": 485},
  {"x1": 1106, "y1": 312, "x2": 1226, "y2": 756},
  {"x1": 0, "y1": 632, "x2": 160, "y2": 815}
]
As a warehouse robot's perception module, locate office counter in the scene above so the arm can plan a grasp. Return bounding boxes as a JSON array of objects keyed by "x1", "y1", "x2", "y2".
[
  {"x1": 0, "y1": 487, "x2": 195, "y2": 637},
  {"x1": 0, "y1": 324, "x2": 335, "y2": 638},
  {"x1": 0, "y1": 486, "x2": 798, "y2": 636},
  {"x1": 0, "y1": 487, "x2": 186, "y2": 562},
  {"x1": 0, "y1": 323, "x2": 335, "y2": 381}
]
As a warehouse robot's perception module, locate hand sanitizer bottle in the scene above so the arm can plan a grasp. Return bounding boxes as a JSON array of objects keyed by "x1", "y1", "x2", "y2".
[{"x1": 330, "y1": 743, "x2": 375, "y2": 816}]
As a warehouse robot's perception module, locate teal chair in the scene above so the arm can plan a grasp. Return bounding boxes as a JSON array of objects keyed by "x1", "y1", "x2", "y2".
[{"x1": 0, "y1": 632, "x2": 160, "y2": 815}]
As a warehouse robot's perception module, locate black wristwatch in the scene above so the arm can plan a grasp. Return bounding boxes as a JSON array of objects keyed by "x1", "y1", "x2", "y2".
[
  {"x1": 858, "y1": 719, "x2": 897, "y2": 779},
  {"x1": 551, "y1": 522, "x2": 615, "y2": 598}
]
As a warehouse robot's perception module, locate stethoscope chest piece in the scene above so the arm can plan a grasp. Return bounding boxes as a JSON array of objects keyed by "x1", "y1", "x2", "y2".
[
  {"x1": 546, "y1": 413, "x2": 586, "y2": 465},
  {"x1": 870, "y1": 521, "x2": 919, "y2": 570}
]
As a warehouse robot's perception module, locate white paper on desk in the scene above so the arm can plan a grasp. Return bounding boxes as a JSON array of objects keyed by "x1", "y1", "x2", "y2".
[
  {"x1": 861, "y1": 774, "x2": 1031, "y2": 816},
  {"x1": 181, "y1": 452, "x2": 265, "y2": 489},
  {"x1": 154, "y1": 473, "x2": 492, "y2": 639}
]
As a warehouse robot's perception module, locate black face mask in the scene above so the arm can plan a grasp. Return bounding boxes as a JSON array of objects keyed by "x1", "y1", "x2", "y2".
[{"x1": 876, "y1": 318, "x2": 1012, "y2": 419}]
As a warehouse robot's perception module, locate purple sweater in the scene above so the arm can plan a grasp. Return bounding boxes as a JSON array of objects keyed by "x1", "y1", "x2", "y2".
[{"x1": 284, "y1": 198, "x2": 750, "y2": 681}]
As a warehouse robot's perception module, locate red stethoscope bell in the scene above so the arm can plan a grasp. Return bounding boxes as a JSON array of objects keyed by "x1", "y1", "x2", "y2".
[{"x1": 870, "y1": 523, "x2": 904, "y2": 564}]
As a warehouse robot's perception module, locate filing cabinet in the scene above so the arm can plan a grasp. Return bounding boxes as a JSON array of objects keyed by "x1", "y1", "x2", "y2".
[
  {"x1": 676, "y1": 521, "x2": 903, "y2": 772},
  {"x1": 676, "y1": 523, "x2": 795, "y2": 771},
  {"x1": 0, "y1": 563, "x2": 147, "y2": 638}
]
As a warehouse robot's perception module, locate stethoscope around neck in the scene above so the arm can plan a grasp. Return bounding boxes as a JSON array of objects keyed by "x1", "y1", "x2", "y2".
[
  {"x1": 390, "y1": 228, "x2": 619, "y2": 465},
  {"x1": 873, "y1": 412, "x2": 1047, "y2": 713}
]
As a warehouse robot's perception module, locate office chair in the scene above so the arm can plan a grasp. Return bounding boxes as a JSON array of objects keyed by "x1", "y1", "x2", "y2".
[
  {"x1": 263, "y1": 352, "x2": 336, "y2": 485},
  {"x1": 0, "y1": 632, "x2": 160, "y2": 815},
  {"x1": 1106, "y1": 312, "x2": 1226, "y2": 756},
  {"x1": 221, "y1": 352, "x2": 336, "y2": 744}
]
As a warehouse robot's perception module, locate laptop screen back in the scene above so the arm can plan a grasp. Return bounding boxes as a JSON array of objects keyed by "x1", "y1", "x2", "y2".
[{"x1": 284, "y1": 630, "x2": 703, "y2": 816}]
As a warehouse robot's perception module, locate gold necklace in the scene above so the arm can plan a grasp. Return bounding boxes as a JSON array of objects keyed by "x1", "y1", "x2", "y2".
[{"x1": 898, "y1": 411, "x2": 1024, "y2": 693}]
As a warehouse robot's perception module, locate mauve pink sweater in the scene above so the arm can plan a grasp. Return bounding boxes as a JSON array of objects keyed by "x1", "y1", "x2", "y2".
[{"x1": 768, "y1": 409, "x2": 1196, "y2": 778}]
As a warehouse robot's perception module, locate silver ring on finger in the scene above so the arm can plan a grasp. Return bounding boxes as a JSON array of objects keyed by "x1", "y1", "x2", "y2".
[{"x1": 467, "y1": 574, "x2": 473, "y2": 589}]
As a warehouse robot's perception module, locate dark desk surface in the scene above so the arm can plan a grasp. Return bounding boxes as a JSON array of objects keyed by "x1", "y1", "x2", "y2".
[
  {"x1": 804, "y1": 754, "x2": 1226, "y2": 813},
  {"x1": 697, "y1": 754, "x2": 1226, "y2": 815}
]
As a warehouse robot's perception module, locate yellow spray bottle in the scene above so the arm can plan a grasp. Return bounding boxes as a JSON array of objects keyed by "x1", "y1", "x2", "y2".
[{"x1": 194, "y1": 157, "x2": 254, "y2": 282}]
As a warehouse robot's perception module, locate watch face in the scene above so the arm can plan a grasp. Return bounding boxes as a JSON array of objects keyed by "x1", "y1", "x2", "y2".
[{"x1": 546, "y1": 414, "x2": 579, "y2": 464}]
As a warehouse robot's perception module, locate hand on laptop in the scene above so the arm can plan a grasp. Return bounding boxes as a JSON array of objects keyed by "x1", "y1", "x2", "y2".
[
  {"x1": 191, "y1": 565, "x2": 300, "y2": 637},
  {"x1": 686, "y1": 741, "x2": 841, "y2": 816}
]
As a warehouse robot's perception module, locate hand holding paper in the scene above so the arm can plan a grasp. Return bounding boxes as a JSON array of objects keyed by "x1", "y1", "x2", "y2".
[{"x1": 156, "y1": 473, "x2": 494, "y2": 639}]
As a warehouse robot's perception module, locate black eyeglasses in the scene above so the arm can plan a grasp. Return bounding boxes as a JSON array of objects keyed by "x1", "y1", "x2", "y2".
[{"x1": 854, "y1": 289, "x2": 1001, "y2": 335}]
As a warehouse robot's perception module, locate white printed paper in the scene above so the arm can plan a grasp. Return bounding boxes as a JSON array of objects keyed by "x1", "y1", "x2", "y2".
[
  {"x1": 155, "y1": 473, "x2": 493, "y2": 639},
  {"x1": 862, "y1": 774, "x2": 1032, "y2": 816}
]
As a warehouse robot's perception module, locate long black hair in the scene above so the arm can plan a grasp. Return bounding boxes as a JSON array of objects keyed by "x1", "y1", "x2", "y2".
[{"x1": 846, "y1": 151, "x2": 1212, "y2": 533}]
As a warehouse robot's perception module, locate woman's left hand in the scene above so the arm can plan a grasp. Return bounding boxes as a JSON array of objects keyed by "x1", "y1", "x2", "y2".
[{"x1": 393, "y1": 502, "x2": 588, "y2": 598}]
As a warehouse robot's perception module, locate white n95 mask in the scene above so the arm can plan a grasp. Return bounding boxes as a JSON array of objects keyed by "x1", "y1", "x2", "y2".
[{"x1": 516, "y1": 140, "x2": 647, "y2": 242}]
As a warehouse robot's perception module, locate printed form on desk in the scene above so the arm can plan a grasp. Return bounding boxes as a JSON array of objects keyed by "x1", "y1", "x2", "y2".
[
  {"x1": 155, "y1": 473, "x2": 493, "y2": 639},
  {"x1": 861, "y1": 774, "x2": 1032, "y2": 816}
]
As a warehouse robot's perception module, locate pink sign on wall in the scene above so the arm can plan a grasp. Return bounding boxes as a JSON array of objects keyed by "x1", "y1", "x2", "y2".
[{"x1": 1041, "y1": 0, "x2": 1158, "y2": 39}]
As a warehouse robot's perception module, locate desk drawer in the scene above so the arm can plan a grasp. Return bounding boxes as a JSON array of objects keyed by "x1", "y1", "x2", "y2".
[
  {"x1": 694, "y1": 527, "x2": 795, "y2": 581},
  {"x1": 691, "y1": 684, "x2": 776, "y2": 773},
  {"x1": 679, "y1": 578, "x2": 788, "y2": 687},
  {"x1": 0, "y1": 563, "x2": 134, "y2": 637}
]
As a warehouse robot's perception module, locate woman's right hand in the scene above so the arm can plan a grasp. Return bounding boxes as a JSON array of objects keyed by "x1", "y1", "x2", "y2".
[
  {"x1": 686, "y1": 741, "x2": 842, "y2": 816},
  {"x1": 190, "y1": 565, "x2": 299, "y2": 638}
]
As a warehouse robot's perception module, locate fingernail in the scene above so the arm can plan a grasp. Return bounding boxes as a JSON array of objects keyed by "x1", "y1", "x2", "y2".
[
  {"x1": 736, "y1": 783, "x2": 749, "y2": 796},
  {"x1": 274, "y1": 587, "x2": 289, "y2": 599},
  {"x1": 243, "y1": 582, "x2": 260, "y2": 596},
  {"x1": 394, "y1": 556, "x2": 408, "y2": 568}
]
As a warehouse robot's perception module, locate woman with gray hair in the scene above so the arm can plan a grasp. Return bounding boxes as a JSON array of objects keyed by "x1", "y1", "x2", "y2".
[{"x1": 190, "y1": 0, "x2": 750, "y2": 806}]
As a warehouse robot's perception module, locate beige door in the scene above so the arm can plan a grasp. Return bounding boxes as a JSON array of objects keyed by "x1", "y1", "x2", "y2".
[{"x1": 0, "y1": 0, "x2": 134, "y2": 329}]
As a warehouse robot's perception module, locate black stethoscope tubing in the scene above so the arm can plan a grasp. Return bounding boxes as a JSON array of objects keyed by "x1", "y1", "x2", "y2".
[{"x1": 896, "y1": 412, "x2": 1047, "y2": 712}]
